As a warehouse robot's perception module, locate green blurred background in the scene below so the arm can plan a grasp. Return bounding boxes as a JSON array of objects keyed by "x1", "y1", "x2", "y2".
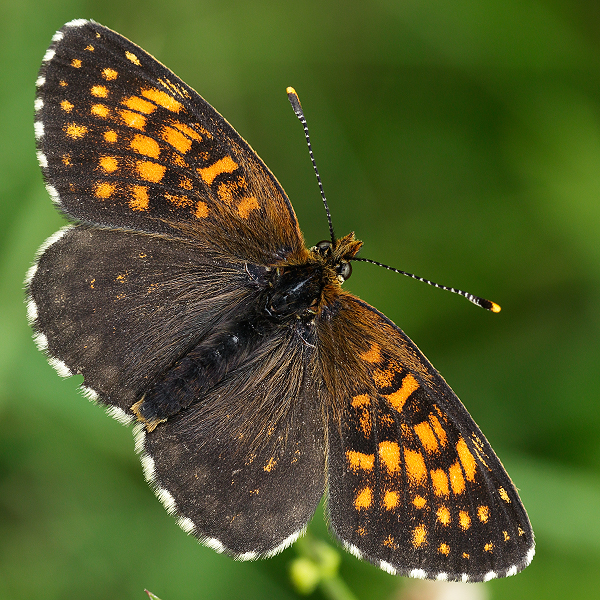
[{"x1": 2, "y1": 0, "x2": 600, "y2": 598}]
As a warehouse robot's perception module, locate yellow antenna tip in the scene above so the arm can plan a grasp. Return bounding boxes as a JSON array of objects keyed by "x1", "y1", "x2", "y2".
[
  {"x1": 286, "y1": 86, "x2": 297, "y2": 95},
  {"x1": 490, "y1": 302, "x2": 502, "y2": 313}
]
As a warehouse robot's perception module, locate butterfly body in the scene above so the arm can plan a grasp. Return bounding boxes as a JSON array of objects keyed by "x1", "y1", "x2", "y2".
[{"x1": 27, "y1": 19, "x2": 534, "y2": 582}]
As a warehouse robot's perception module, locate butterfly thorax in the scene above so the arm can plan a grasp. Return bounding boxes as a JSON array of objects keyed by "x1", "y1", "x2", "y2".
[
  {"x1": 132, "y1": 233, "x2": 362, "y2": 431},
  {"x1": 269, "y1": 231, "x2": 362, "y2": 318}
]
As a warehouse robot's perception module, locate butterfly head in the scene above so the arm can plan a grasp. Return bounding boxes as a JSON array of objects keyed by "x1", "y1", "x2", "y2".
[{"x1": 310, "y1": 232, "x2": 362, "y2": 285}]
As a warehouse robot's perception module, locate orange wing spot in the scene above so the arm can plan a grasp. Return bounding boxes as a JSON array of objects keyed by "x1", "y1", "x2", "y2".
[
  {"x1": 94, "y1": 182, "x2": 115, "y2": 199},
  {"x1": 59, "y1": 80, "x2": 68, "y2": 87},
  {"x1": 438, "y1": 543, "x2": 450, "y2": 556},
  {"x1": 354, "y1": 486, "x2": 372, "y2": 510},
  {"x1": 62, "y1": 155, "x2": 71, "y2": 166},
  {"x1": 477, "y1": 505, "x2": 489, "y2": 523},
  {"x1": 351, "y1": 394, "x2": 370, "y2": 407},
  {"x1": 238, "y1": 196, "x2": 259, "y2": 219},
  {"x1": 360, "y1": 343, "x2": 382, "y2": 364},
  {"x1": 449, "y1": 461, "x2": 465, "y2": 495},
  {"x1": 217, "y1": 181, "x2": 237, "y2": 204},
  {"x1": 125, "y1": 51, "x2": 141, "y2": 66},
  {"x1": 64, "y1": 124, "x2": 87, "y2": 139},
  {"x1": 456, "y1": 437, "x2": 477, "y2": 482},
  {"x1": 384, "y1": 373, "x2": 419, "y2": 413},
  {"x1": 90, "y1": 85, "x2": 108, "y2": 98},
  {"x1": 122, "y1": 96, "x2": 157, "y2": 114},
  {"x1": 414, "y1": 421, "x2": 439, "y2": 453},
  {"x1": 499, "y1": 487, "x2": 511, "y2": 503},
  {"x1": 346, "y1": 450, "x2": 375, "y2": 471},
  {"x1": 372, "y1": 368, "x2": 393, "y2": 388},
  {"x1": 162, "y1": 125, "x2": 194, "y2": 153},
  {"x1": 104, "y1": 129, "x2": 118, "y2": 143},
  {"x1": 179, "y1": 176, "x2": 193, "y2": 190},
  {"x1": 484, "y1": 542, "x2": 494, "y2": 553},
  {"x1": 71, "y1": 58, "x2": 82, "y2": 68},
  {"x1": 437, "y1": 506, "x2": 451, "y2": 525},
  {"x1": 195, "y1": 201, "x2": 209, "y2": 218},
  {"x1": 383, "y1": 535, "x2": 398, "y2": 549},
  {"x1": 99, "y1": 156, "x2": 118, "y2": 173},
  {"x1": 60, "y1": 100, "x2": 74, "y2": 112},
  {"x1": 518, "y1": 526, "x2": 525, "y2": 536},
  {"x1": 130, "y1": 185, "x2": 149, "y2": 211},
  {"x1": 102, "y1": 68, "x2": 118, "y2": 80},
  {"x1": 119, "y1": 109, "x2": 146, "y2": 130},
  {"x1": 413, "y1": 495, "x2": 426, "y2": 509},
  {"x1": 173, "y1": 154, "x2": 188, "y2": 168},
  {"x1": 130, "y1": 134, "x2": 160, "y2": 159},
  {"x1": 383, "y1": 490, "x2": 399, "y2": 510},
  {"x1": 404, "y1": 448, "x2": 426, "y2": 485},
  {"x1": 165, "y1": 193, "x2": 193, "y2": 208},
  {"x1": 197, "y1": 156, "x2": 238, "y2": 185},
  {"x1": 85, "y1": 44, "x2": 94, "y2": 51},
  {"x1": 263, "y1": 457, "x2": 277, "y2": 472},
  {"x1": 459, "y1": 510, "x2": 471, "y2": 530},
  {"x1": 379, "y1": 441, "x2": 401, "y2": 473},
  {"x1": 173, "y1": 121, "x2": 204, "y2": 141},
  {"x1": 136, "y1": 160, "x2": 166, "y2": 183},
  {"x1": 431, "y1": 468, "x2": 450, "y2": 497},
  {"x1": 429, "y1": 414, "x2": 448, "y2": 447},
  {"x1": 503, "y1": 530, "x2": 510, "y2": 541},
  {"x1": 141, "y1": 87, "x2": 182, "y2": 112},
  {"x1": 463, "y1": 552, "x2": 470, "y2": 559},
  {"x1": 357, "y1": 526, "x2": 367, "y2": 536},
  {"x1": 412, "y1": 524, "x2": 427, "y2": 548},
  {"x1": 91, "y1": 104, "x2": 110, "y2": 118}
]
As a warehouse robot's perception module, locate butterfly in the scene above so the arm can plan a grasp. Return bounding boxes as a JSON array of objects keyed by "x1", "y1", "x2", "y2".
[{"x1": 27, "y1": 19, "x2": 534, "y2": 583}]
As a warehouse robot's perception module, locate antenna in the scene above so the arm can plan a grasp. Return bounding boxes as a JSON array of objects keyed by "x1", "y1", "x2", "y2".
[
  {"x1": 353, "y1": 257, "x2": 501, "y2": 312},
  {"x1": 287, "y1": 87, "x2": 335, "y2": 244}
]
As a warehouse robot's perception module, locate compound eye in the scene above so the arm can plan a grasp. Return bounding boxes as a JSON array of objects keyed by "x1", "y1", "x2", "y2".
[
  {"x1": 315, "y1": 240, "x2": 332, "y2": 252},
  {"x1": 337, "y1": 261, "x2": 352, "y2": 281}
]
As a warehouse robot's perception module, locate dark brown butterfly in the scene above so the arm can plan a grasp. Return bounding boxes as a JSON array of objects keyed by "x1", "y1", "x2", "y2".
[{"x1": 27, "y1": 19, "x2": 534, "y2": 582}]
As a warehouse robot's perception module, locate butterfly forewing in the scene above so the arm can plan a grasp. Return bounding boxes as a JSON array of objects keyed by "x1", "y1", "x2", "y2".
[
  {"x1": 320, "y1": 294, "x2": 534, "y2": 582},
  {"x1": 35, "y1": 20, "x2": 305, "y2": 264}
]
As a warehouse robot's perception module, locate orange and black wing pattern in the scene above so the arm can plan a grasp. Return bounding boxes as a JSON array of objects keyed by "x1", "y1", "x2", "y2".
[
  {"x1": 34, "y1": 20, "x2": 305, "y2": 265},
  {"x1": 319, "y1": 293, "x2": 534, "y2": 582},
  {"x1": 28, "y1": 19, "x2": 533, "y2": 583}
]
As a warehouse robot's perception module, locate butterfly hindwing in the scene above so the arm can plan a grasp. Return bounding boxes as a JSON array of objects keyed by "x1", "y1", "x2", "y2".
[
  {"x1": 35, "y1": 20, "x2": 305, "y2": 264},
  {"x1": 320, "y1": 294, "x2": 534, "y2": 582},
  {"x1": 137, "y1": 322, "x2": 326, "y2": 556}
]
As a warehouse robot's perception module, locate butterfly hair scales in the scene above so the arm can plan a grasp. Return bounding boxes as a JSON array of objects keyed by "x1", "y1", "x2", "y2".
[{"x1": 27, "y1": 19, "x2": 534, "y2": 582}]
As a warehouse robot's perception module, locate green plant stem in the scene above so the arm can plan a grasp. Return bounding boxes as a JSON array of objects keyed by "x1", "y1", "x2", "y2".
[{"x1": 319, "y1": 575, "x2": 360, "y2": 600}]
